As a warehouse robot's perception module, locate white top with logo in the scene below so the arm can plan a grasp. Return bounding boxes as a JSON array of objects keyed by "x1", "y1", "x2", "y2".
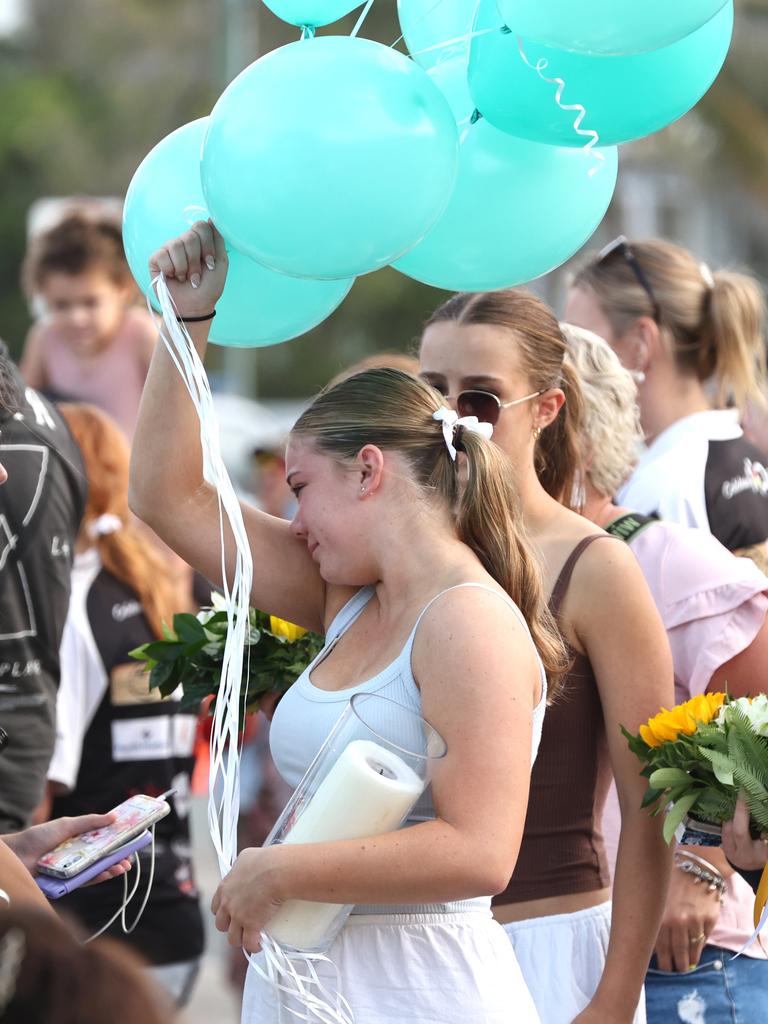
[{"x1": 619, "y1": 409, "x2": 768, "y2": 552}]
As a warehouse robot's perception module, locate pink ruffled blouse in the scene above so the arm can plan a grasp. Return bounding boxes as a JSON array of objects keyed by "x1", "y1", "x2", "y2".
[{"x1": 601, "y1": 518, "x2": 768, "y2": 957}]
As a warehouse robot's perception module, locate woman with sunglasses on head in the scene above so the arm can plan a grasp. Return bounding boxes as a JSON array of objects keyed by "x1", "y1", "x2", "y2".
[
  {"x1": 129, "y1": 222, "x2": 568, "y2": 1024},
  {"x1": 561, "y1": 322, "x2": 768, "y2": 1024},
  {"x1": 566, "y1": 237, "x2": 768, "y2": 569},
  {"x1": 419, "y1": 291, "x2": 673, "y2": 1024}
]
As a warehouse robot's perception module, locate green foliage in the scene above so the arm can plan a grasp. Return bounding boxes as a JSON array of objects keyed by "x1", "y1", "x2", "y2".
[
  {"x1": 130, "y1": 602, "x2": 324, "y2": 716},
  {"x1": 624, "y1": 696, "x2": 768, "y2": 843}
]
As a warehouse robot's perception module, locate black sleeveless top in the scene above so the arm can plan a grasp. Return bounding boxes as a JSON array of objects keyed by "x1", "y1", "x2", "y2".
[{"x1": 494, "y1": 534, "x2": 616, "y2": 904}]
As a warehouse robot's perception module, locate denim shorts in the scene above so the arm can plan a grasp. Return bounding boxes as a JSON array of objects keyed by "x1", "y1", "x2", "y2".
[{"x1": 646, "y1": 945, "x2": 768, "y2": 1024}]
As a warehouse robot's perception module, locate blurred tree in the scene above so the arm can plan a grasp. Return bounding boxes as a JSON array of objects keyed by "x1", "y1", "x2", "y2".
[{"x1": 0, "y1": 0, "x2": 766, "y2": 396}]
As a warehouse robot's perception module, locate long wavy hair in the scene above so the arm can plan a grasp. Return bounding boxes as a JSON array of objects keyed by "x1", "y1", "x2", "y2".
[{"x1": 58, "y1": 403, "x2": 176, "y2": 639}]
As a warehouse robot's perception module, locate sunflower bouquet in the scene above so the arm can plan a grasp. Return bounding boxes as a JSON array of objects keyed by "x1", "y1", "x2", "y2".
[
  {"x1": 623, "y1": 693, "x2": 768, "y2": 846},
  {"x1": 130, "y1": 591, "x2": 324, "y2": 716}
]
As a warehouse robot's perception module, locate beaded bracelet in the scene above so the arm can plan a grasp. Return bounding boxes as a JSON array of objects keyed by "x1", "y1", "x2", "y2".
[
  {"x1": 678, "y1": 849, "x2": 721, "y2": 876},
  {"x1": 675, "y1": 858, "x2": 727, "y2": 903}
]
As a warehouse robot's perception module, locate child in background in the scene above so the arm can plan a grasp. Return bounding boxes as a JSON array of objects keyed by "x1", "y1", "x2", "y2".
[{"x1": 20, "y1": 212, "x2": 156, "y2": 440}]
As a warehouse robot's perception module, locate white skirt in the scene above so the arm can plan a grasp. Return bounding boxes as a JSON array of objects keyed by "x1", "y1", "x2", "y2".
[
  {"x1": 242, "y1": 910, "x2": 541, "y2": 1024},
  {"x1": 503, "y1": 902, "x2": 646, "y2": 1024}
]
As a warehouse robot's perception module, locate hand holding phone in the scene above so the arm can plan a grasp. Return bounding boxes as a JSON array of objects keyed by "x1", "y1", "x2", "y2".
[
  {"x1": 36, "y1": 795, "x2": 170, "y2": 881},
  {"x1": 36, "y1": 831, "x2": 154, "y2": 899}
]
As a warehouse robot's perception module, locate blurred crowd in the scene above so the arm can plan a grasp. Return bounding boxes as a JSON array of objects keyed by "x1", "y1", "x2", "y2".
[{"x1": 0, "y1": 202, "x2": 767, "y2": 1024}]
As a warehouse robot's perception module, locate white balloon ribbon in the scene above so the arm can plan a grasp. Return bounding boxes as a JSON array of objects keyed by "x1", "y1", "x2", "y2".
[
  {"x1": 513, "y1": 33, "x2": 605, "y2": 177},
  {"x1": 149, "y1": 277, "x2": 353, "y2": 1024}
]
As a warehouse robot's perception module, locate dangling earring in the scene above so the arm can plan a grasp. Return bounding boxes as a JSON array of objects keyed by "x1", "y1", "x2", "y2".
[{"x1": 532, "y1": 425, "x2": 542, "y2": 442}]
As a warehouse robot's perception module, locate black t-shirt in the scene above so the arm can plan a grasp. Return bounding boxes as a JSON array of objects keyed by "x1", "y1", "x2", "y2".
[
  {"x1": 620, "y1": 409, "x2": 768, "y2": 556},
  {"x1": 703, "y1": 436, "x2": 768, "y2": 551},
  {"x1": 0, "y1": 354, "x2": 86, "y2": 828},
  {"x1": 49, "y1": 552, "x2": 204, "y2": 965}
]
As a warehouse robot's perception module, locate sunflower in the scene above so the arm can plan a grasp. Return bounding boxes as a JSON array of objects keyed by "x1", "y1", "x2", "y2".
[
  {"x1": 639, "y1": 692, "x2": 726, "y2": 749},
  {"x1": 269, "y1": 616, "x2": 308, "y2": 643}
]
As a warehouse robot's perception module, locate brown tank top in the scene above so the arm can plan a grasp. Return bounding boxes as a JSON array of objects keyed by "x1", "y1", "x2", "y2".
[{"x1": 493, "y1": 534, "x2": 616, "y2": 905}]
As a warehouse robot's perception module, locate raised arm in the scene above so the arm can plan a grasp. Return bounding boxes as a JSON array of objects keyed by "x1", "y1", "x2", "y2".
[
  {"x1": 571, "y1": 541, "x2": 674, "y2": 1024},
  {"x1": 128, "y1": 222, "x2": 327, "y2": 632},
  {"x1": 211, "y1": 588, "x2": 541, "y2": 951}
]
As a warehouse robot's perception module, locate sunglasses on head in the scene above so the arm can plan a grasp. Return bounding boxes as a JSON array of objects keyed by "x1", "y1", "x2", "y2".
[
  {"x1": 453, "y1": 389, "x2": 543, "y2": 426},
  {"x1": 597, "y1": 235, "x2": 661, "y2": 322}
]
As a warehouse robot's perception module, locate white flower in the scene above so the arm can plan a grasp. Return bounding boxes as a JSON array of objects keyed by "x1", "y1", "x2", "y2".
[
  {"x1": 211, "y1": 591, "x2": 228, "y2": 612},
  {"x1": 721, "y1": 695, "x2": 768, "y2": 737}
]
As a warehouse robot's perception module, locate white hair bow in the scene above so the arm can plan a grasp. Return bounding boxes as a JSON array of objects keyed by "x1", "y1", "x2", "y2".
[{"x1": 432, "y1": 407, "x2": 493, "y2": 461}]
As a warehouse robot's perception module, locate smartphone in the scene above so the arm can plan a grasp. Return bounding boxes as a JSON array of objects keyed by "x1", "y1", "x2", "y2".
[
  {"x1": 36, "y1": 830, "x2": 154, "y2": 899},
  {"x1": 36, "y1": 794, "x2": 170, "y2": 879}
]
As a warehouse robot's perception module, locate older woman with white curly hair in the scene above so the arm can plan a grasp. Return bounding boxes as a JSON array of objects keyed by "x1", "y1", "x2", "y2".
[{"x1": 562, "y1": 322, "x2": 768, "y2": 1024}]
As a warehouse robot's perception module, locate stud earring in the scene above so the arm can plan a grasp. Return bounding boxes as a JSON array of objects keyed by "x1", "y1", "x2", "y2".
[
  {"x1": 532, "y1": 426, "x2": 542, "y2": 441},
  {"x1": 360, "y1": 486, "x2": 365, "y2": 494},
  {"x1": 629, "y1": 369, "x2": 646, "y2": 385}
]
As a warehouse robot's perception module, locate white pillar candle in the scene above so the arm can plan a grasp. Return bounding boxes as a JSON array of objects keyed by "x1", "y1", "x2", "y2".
[{"x1": 265, "y1": 739, "x2": 424, "y2": 950}]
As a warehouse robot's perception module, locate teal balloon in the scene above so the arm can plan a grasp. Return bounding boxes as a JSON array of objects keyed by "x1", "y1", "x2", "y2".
[
  {"x1": 427, "y1": 55, "x2": 475, "y2": 124},
  {"x1": 497, "y1": 0, "x2": 728, "y2": 55},
  {"x1": 200, "y1": 36, "x2": 459, "y2": 280},
  {"x1": 397, "y1": 0, "x2": 476, "y2": 68},
  {"x1": 394, "y1": 122, "x2": 618, "y2": 291},
  {"x1": 469, "y1": 0, "x2": 733, "y2": 147},
  {"x1": 262, "y1": 0, "x2": 363, "y2": 28},
  {"x1": 122, "y1": 119, "x2": 353, "y2": 348}
]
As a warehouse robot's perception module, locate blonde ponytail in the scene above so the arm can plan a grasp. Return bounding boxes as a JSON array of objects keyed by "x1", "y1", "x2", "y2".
[
  {"x1": 706, "y1": 270, "x2": 767, "y2": 409},
  {"x1": 573, "y1": 238, "x2": 767, "y2": 412}
]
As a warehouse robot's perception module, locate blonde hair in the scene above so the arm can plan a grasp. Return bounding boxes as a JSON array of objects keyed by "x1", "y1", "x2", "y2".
[
  {"x1": 293, "y1": 368, "x2": 568, "y2": 694},
  {"x1": 572, "y1": 238, "x2": 767, "y2": 411},
  {"x1": 424, "y1": 290, "x2": 585, "y2": 508},
  {"x1": 560, "y1": 324, "x2": 643, "y2": 499},
  {"x1": 58, "y1": 403, "x2": 177, "y2": 639}
]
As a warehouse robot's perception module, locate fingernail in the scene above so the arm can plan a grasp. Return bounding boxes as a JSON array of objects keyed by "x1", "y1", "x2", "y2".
[
  {"x1": 205, "y1": 256, "x2": 216, "y2": 271},
  {"x1": 190, "y1": 274, "x2": 200, "y2": 289}
]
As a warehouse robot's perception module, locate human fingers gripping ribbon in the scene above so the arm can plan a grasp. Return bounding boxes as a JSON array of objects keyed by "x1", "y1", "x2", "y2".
[{"x1": 432, "y1": 407, "x2": 494, "y2": 461}]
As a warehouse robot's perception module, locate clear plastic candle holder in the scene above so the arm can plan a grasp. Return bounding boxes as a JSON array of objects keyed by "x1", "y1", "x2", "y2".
[{"x1": 263, "y1": 691, "x2": 447, "y2": 953}]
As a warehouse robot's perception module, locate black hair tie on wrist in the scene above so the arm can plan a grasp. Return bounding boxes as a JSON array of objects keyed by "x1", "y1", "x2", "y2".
[{"x1": 175, "y1": 310, "x2": 216, "y2": 323}]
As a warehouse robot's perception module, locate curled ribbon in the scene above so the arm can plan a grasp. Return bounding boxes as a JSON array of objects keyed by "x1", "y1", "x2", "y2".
[
  {"x1": 432, "y1": 407, "x2": 493, "y2": 461},
  {"x1": 513, "y1": 33, "x2": 605, "y2": 178},
  {"x1": 248, "y1": 936, "x2": 355, "y2": 1024}
]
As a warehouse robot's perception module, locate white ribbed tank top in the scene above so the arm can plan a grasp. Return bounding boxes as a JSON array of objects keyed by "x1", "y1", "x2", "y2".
[{"x1": 269, "y1": 583, "x2": 547, "y2": 916}]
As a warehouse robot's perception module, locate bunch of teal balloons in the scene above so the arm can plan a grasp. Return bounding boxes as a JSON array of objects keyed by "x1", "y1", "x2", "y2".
[{"x1": 123, "y1": 0, "x2": 733, "y2": 347}]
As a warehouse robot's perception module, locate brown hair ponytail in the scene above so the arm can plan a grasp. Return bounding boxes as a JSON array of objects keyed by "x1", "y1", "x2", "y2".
[
  {"x1": 293, "y1": 368, "x2": 567, "y2": 692},
  {"x1": 572, "y1": 238, "x2": 767, "y2": 412},
  {"x1": 425, "y1": 289, "x2": 585, "y2": 507},
  {"x1": 57, "y1": 403, "x2": 177, "y2": 639}
]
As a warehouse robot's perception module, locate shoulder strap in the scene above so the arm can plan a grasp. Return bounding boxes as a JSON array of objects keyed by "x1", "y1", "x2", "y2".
[
  {"x1": 324, "y1": 586, "x2": 375, "y2": 645},
  {"x1": 605, "y1": 512, "x2": 659, "y2": 544},
  {"x1": 549, "y1": 534, "x2": 619, "y2": 617},
  {"x1": 411, "y1": 582, "x2": 526, "y2": 635}
]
